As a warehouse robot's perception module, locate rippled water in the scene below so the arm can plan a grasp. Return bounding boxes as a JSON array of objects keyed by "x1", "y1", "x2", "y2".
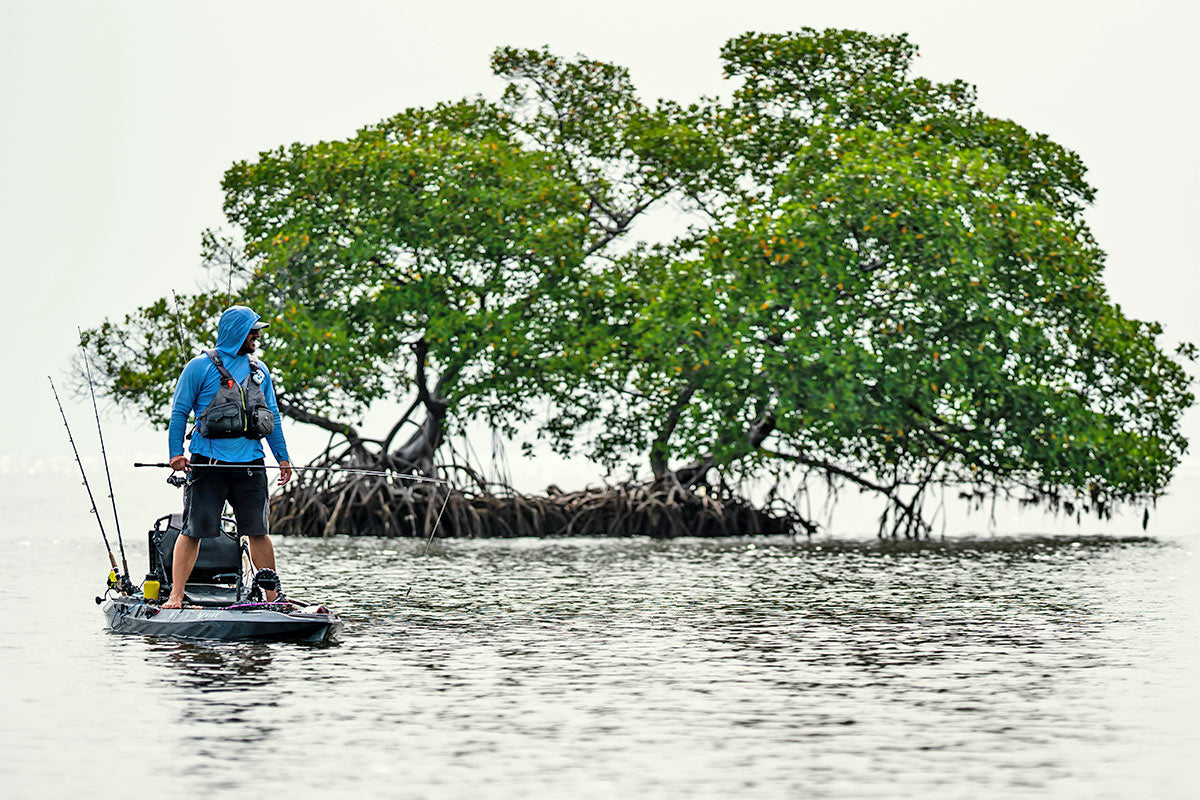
[{"x1": 2, "y1": 501, "x2": 1198, "y2": 798}]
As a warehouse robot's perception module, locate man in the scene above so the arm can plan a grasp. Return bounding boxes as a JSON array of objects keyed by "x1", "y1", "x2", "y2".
[{"x1": 163, "y1": 305, "x2": 293, "y2": 609}]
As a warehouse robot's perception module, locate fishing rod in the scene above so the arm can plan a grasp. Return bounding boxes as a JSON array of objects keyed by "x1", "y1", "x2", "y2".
[
  {"x1": 132, "y1": 462, "x2": 452, "y2": 486},
  {"x1": 49, "y1": 377, "x2": 133, "y2": 594},
  {"x1": 79, "y1": 329, "x2": 132, "y2": 590},
  {"x1": 170, "y1": 290, "x2": 189, "y2": 355}
]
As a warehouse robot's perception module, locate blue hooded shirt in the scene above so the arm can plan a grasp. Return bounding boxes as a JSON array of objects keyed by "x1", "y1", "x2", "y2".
[{"x1": 168, "y1": 305, "x2": 291, "y2": 463}]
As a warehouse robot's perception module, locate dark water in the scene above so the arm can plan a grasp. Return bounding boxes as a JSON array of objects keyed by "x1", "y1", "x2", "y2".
[{"x1": 2, "y1": 510, "x2": 1198, "y2": 797}]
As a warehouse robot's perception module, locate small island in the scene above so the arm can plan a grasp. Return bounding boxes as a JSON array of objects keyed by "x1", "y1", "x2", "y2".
[{"x1": 80, "y1": 28, "x2": 1194, "y2": 539}]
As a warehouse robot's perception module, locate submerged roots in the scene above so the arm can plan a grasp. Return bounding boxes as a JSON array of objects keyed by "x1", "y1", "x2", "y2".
[{"x1": 270, "y1": 477, "x2": 802, "y2": 538}]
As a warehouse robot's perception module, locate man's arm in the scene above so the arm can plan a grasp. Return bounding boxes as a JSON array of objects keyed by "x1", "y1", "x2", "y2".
[
  {"x1": 168, "y1": 360, "x2": 202, "y2": 466},
  {"x1": 260, "y1": 367, "x2": 293, "y2": 484}
]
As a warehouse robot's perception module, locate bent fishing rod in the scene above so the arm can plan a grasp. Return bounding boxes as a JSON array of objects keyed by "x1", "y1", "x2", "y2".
[
  {"x1": 79, "y1": 330, "x2": 131, "y2": 589},
  {"x1": 49, "y1": 377, "x2": 134, "y2": 594},
  {"x1": 132, "y1": 462, "x2": 452, "y2": 486}
]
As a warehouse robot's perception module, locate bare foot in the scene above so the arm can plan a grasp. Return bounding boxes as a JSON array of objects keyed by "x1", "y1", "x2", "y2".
[{"x1": 162, "y1": 596, "x2": 183, "y2": 609}]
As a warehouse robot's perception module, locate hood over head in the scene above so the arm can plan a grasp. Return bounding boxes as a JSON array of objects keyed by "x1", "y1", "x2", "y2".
[{"x1": 215, "y1": 305, "x2": 265, "y2": 356}]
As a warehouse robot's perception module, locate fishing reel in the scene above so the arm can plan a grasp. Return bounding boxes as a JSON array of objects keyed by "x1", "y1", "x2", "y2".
[
  {"x1": 106, "y1": 569, "x2": 137, "y2": 596},
  {"x1": 166, "y1": 474, "x2": 188, "y2": 488}
]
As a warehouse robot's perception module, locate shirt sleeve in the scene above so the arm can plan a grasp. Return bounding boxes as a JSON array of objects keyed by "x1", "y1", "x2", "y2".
[
  {"x1": 261, "y1": 368, "x2": 292, "y2": 463},
  {"x1": 168, "y1": 361, "x2": 201, "y2": 458}
]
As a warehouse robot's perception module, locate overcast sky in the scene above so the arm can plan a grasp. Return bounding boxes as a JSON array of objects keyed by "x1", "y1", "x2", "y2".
[{"x1": 3, "y1": 0, "x2": 1198, "y2": 532}]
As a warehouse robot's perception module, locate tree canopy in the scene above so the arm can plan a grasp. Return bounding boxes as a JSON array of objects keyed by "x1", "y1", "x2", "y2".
[{"x1": 82, "y1": 28, "x2": 1194, "y2": 533}]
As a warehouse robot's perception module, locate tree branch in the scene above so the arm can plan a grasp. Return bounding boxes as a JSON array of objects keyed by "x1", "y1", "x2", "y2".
[
  {"x1": 650, "y1": 381, "x2": 698, "y2": 479},
  {"x1": 277, "y1": 400, "x2": 365, "y2": 453}
]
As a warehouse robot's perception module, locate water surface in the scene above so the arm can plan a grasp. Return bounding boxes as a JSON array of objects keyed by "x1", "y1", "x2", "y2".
[{"x1": 1, "y1": 509, "x2": 1197, "y2": 798}]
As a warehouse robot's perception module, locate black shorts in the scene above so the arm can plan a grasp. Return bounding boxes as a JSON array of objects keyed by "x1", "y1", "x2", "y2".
[{"x1": 182, "y1": 454, "x2": 270, "y2": 539}]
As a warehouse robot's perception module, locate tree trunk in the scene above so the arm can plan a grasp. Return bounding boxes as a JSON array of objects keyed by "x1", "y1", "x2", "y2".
[
  {"x1": 387, "y1": 400, "x2": 446, "y2": 475},
  {"x1": 382, "y1": 337, "x2": 451, "y2": 476}
]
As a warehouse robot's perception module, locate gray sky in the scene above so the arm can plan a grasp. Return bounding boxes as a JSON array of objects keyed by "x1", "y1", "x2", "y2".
[{"x1": 3, "y1": 0, "x2": 1198, "y2": 531}]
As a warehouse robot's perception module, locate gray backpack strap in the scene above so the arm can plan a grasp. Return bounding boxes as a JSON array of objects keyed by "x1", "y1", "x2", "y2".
[{"x1": 204, "y1": 349, "x2": 237, "y2": 386}]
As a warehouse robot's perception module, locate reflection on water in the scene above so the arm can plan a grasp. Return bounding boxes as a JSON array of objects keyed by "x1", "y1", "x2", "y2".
[
  {"x1": 149, "y1": 641, "x2": 284, "y2": 752},
  {"x1": 154, "y1": 639, "x2": 277, "y2": 683},
  {"x1": 2, "y1": 533, "x2": 1197, "y2": 798}
]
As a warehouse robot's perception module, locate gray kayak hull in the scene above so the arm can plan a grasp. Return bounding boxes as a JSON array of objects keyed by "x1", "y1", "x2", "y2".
[{"x1": 102, "y1": 596, "x2": 343, "y2": 643}]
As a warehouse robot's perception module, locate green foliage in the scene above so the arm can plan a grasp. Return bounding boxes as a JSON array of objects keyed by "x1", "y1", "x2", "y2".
[
  {"x1": 81, "y1": 28, "x2": 1192, "y2": 523},
  {"x1": 81, "y1": 53, "x2": 683, "y2": 454},
  {"x1": 557, "y1": 29, "x2": 1193, "y2": 519},
  {"x1": 80, "y1": 292, "x2": 229, "y2": 426},
  {"x1": 219, "y1": 99, "x2": 595, "y2": 430}
]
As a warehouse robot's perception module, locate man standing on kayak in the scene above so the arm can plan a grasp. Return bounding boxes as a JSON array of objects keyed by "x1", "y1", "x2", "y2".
[{"x1": 163, "y1": 305, "x2": 293, "y2": 609}]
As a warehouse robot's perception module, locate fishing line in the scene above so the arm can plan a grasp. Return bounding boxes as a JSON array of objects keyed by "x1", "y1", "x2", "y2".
[
  {"x1": 405, "y1": 487, "x2": 451, "y2": 601},
  {"x1": 79, "y1": 329, "x2": 131, "y2": 588},
  {"x1": 49, "y1": 376, "x2": 127, "y2": 588}
]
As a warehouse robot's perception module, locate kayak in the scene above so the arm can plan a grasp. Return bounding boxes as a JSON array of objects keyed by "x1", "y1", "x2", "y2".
[
  {"x1": 101, "y1": 592, "x2": 342, "y2": 643},
  {"x1": 99, "y1": 512, "x2": 343, "y2": 643}
]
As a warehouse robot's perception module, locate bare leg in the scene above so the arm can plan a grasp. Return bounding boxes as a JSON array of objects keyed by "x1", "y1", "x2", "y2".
[
  {"x1": 163, "y1": 535, "x2": 201, "y2": 608},
  {"x1": 247, "y1": 535, "x2": 278, "y2": 601}
]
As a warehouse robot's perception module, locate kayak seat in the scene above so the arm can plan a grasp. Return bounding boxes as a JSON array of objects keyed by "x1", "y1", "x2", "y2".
[{"x1": 148, "y1": 513, "x2": 242, "y2": 590}]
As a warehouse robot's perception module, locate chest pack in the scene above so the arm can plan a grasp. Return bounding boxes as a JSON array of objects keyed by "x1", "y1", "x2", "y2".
[{"x1": 195, "y1": 350, "x2": 276, "y2": 440}]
